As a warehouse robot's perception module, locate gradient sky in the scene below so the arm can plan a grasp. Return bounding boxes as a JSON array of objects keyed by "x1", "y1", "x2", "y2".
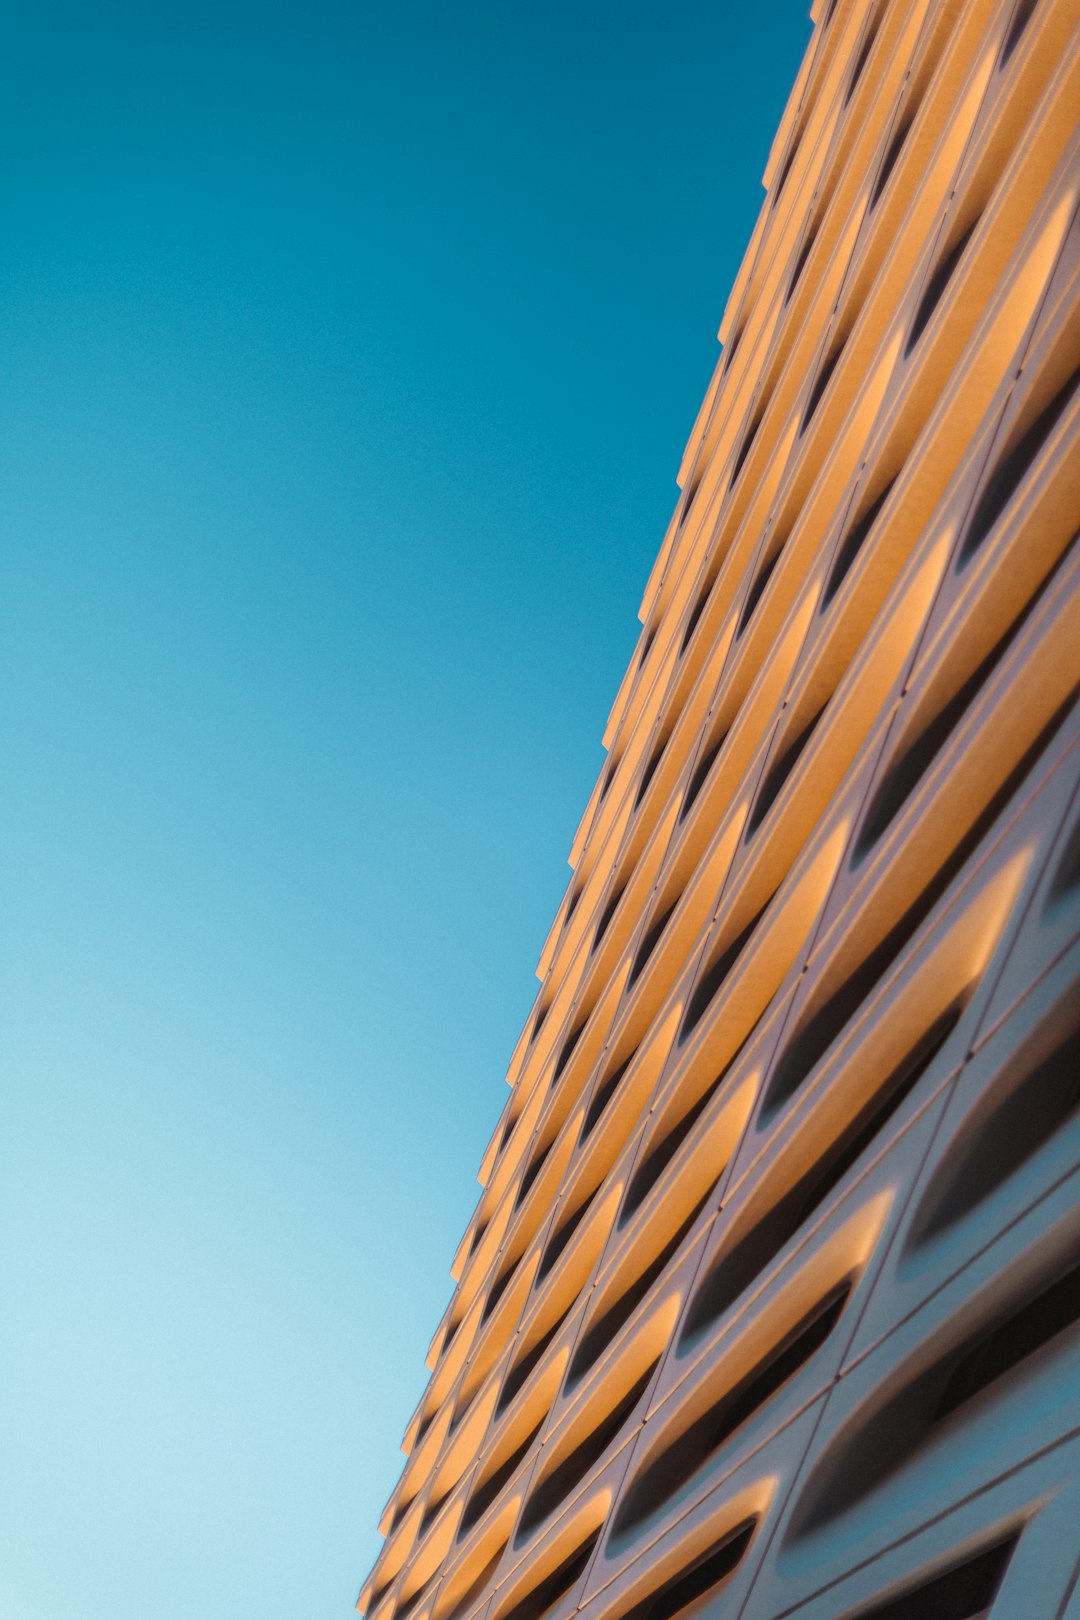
[{"x1": 1, "y1": 4, "x2": 810, "y2": 1616}]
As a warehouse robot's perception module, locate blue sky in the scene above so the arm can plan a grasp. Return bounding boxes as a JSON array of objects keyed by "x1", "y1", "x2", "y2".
[{"x1": 0, "y1": 3, "x2": 809, "y2": 1616}]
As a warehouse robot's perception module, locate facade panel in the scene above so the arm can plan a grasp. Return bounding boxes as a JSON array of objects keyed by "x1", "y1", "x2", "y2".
[{"x1": 360, "y1": 3, "x2": 1080, "y2": 1618}]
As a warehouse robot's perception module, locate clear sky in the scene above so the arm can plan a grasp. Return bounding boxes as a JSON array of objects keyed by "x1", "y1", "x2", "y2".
[{"x1": 1, "y1": 3, "x2": 810, "y2": 1617}]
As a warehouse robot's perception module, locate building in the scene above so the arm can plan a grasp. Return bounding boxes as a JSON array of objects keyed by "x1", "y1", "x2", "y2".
[{"x1": 359, "y1": 2, "x2": 1080, "y2": 1618}]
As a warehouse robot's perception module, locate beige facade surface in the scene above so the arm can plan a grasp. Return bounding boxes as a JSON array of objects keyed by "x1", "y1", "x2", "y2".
[{"x1": 360, "y1": 2, "x2": 1080, "y2": 1617}]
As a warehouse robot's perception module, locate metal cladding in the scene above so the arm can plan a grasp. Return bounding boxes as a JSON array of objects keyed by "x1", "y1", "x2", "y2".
[{"x1": 360, "y1": 3, "x2": 1080, "y2": 1618}]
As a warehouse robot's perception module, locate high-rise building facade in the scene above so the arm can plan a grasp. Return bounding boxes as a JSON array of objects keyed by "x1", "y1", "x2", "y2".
[{"x1": 360, "y1": 2, "x2": 1080, "y2": 1617}]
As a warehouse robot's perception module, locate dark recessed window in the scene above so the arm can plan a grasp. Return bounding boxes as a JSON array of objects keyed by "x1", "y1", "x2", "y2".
[
  {"x1": 616, "y1": 1520, "x2": 757, "y2": 1620},
  {"x1": 831, "y1": 1535, "x2": 1019, "y2": 1620},
  {"x1": 679, "y1": 724, "x2": 729, "y2": 821},
  {"x1": 515, "y1": 1361, "x2": 656, "y2": 1542},
  {"x1": 614, "y1": 1283, "x2": 850, "y2": 1538},
  {"x1": 821, "y1": 477, "x2": 896, "y2": 608},
  {"x1": 682, "y1": 1004, "x2": 962, "y2": 1348},
  {"x1": 730, "y1": 401, "x2": 768, "y2": 488},
  {"x1": 801, "y1": 336, "x2": 844, "y2": 432},
  {"x1": 580, "y1": 1049, "x2": 637, "y2": 1142},
  {"x1": 536, "y1": 1186, "x2": 598, "y2": 1282},
  {"x1": 1000, "y1": 0, "x2": 1039, "y2": 66},
  {"x1": 745, "y1": 707, "x2": 824, "y2": 839},
  {"x1": 680, "y1": 899, "x2": 773, "y2": 1042},
  {"x1": 870, "y1": 112, "x2": 913, "y2": 209},
  {"x1": 844, "y1": 2, "x2": 884, "y2": 106},
  {"x1": 628, "y1": 900, "x2": 677, "y2": 987},
  {"x1": 458, "y1": 1421, "x2": 544, "y2": 1536},
  {"x1": 593, "y1": 879, "x2": 627, "y2": 950},
  {"x1": 957, "y1": 366, "x2": 1079, "y2": 567},
  {"x1": 492, "y1": 1532, "x2": 599, "y2": 1620},
  {"x1": 905, "y1": 220, "x2": 977, "y2": 356}
]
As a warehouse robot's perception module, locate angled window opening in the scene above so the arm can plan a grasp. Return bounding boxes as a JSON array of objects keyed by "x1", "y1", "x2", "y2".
[
  {"x1": 745, "y1": 706, "x2": 825, "y2": 840},
  {"x1": 794, "y1": 1251, "x2": 1080, "y2": 1535},
  {"x1": 442, "y1": 1309, "x2": 462, "y2": 1354},
  {"x1": 368, "y1": 1574, "x2": 394, "y2": 1614},
  {"x1": 729, "y1": 401, "x2": 767, "y2": 489},
  {"x1": 468, "y1": 1214, "x2": 490, "y2": 1262},
  {"x1": 636, "y1": 730, "x2": 672, "y2": 808},
  {"x1": 593, "y1": 879, "x2": 627, "y2": 952},
  {"x1": 679, "y1": 897, "x2": 774, "y2": 1042},
  {"x1": 553, "y1": 1013, "x2": 589, "y2": 1082},
  {"x1": 680, "y1": 575, "x2": 714, "y2": 655},
  {"x1": 761, "y1": 699, "x2": 1080, "y2": 1123},
  {"x1": 844, "y1": 0, "x2": 885, "y2": 107},
  {"x1": 529, "y1": 994, "x2": 552, "y2": 1046},
  {"x1": 736, "y1": 545, "x2": 782, "y2": 637},
  {"x1": 835, "y1": 1534, "x2": 1019, "y2": 1620},
  {"x1": 801, "y1": 334, "x2": 845, "y2": 433},
  {"x1": 616, "y1": 1520, "x2": 757, "y2": 1620},
  {"x1": 619, "y1": 1071, "x2": 734, "y2": 1228},
  {"x1": 785, "y1": 225, "x2": 817, "y2": 304},
  {"x1": 458, "y1": 1418, "x2": 545, "y2": 1537},
  {"x1": 1046, "y1": 807, "x2": 1080, "y2": 911},
  {"x1": 723, "y1": 319, "x2": 746, "y2": 372},
  {"x1": 387, "y1": 1494, "x2": 414, "y2": 1535},
  {"x1": 680, "y1": 471, "x2": 703, "y2": 526},
  {"x1": 904, "y1": 218, "x2": 978, "y2": 357},
  {"x1": 613, "y1": 1281, "x2": 852, "y2": 1540},
  {"x1": 628, "y1": 898, "x2": 678, "y2": 988},
  {"x1": 821, "y1": 476, "x2": 896, "y2": 609},
  {"x1": 493, "y1": 1532, "x2": 600, "y2": 1620},
  {"x1": 957, "y1": 366, "x2": 1080, "y2": 567},
  {"x1": 536, "y1": 1185, "x2": 599, "y2": 1283},
  {"x1": 936, "y1": 1254, "x2": 1080, "y2": 1418},
  {"x1": 515, "y1": 1361, "x2": 657, "y2": 1543},
  {"x1": 908, "y1": 1004, "x2": 1080, "y2": 1248},
  {"x1": 870, "y1": 111, "x2": 914, "y2": 210},
  {"x1": 772, "y1": 145, "x2": 796, "y2": 204},
  {"x1": 599, "y1": 747, "x2": 622, "y2": 803},
  {"x1": 770, "y1": 95, "x2": 813, "y2": 208},
  {"x1": 396, "y1": 1577, "x2": 434, "y2": 1620},
  {"x1": 682, "y1": 1004, "x2": 962, "y2": 1347},
  {"x1": 481, "y1": 1257, "x2": 518, "y2": 1326},
  {"x1": 853, "y1": 549, "x2": 1078, "y2": 863},
  {"x1": 1000, "y1": 0, "x2": 1039, "y2": 67},
  {"x1": 498, "y1": 1104, "x2": 522, "y2": 1157},
  {"x1": 679, "y1": 724, "x2": 730, "y2": 821},
  {"x1": 515, "y1": 1137, "x2": 554, "y2": 1211},
  {"x1": 580, "y1": 1047, "x2": 638, "y2": 1143},
  {"x1": 496, "y1": 1303, "x2": 573, "y2": 1417},
  {"x1": 420, "y1": 1478, "x2": 453, "y2": 1534},
  {"x1": 567, "y1": 1191, "x2": 712, "y2": 1387},
  {"x1": 442, "y1": 1543, "x2": 508, "y2": 1620}
]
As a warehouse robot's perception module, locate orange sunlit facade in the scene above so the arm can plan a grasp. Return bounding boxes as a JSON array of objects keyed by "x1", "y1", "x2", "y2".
[{"x1": 360, "y1": 3, "x2": 1080, "y2": 1618}]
